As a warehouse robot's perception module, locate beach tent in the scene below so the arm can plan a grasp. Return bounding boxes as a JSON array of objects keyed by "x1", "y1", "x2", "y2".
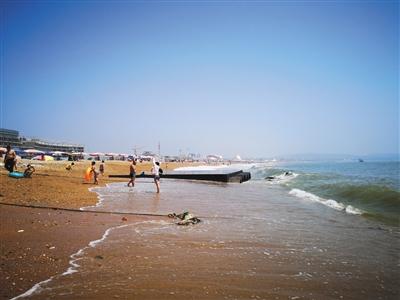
[{"x1": 32, "y1": 155, "x2": 54, "y2": 161}]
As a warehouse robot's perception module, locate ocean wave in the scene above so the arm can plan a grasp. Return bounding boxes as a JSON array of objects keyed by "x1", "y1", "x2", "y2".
[
  {"x1": 319, "y1": 184, "x2": 400, "y2": 209},
  {"x1": 289, "y1": 188, "x2": 363, "y2": 215}
]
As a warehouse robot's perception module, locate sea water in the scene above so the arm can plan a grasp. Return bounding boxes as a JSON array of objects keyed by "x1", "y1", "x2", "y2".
[
  {"x1": 253, "y1": 160, "x2": 400, "y2": 226},
  {"x1": 14, "y1": 161, "x2": 400, "y2": 299}
]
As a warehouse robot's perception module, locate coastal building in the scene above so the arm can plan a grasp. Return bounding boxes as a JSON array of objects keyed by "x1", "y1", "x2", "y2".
[
  {"x1": 0, "y1": 128, "x2": 22, "y2": 148},
  {"x1": 22, "y1": 138, "x2": 84, "y2": 153},
  {"x1": 0, "y1": 128, "x2": 84, "y2": 153}
]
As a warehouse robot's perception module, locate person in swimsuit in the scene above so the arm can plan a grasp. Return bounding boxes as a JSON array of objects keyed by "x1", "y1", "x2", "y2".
[
  {"x1": 4, "y1": 145, "x2": 16, "y2": 172},
  {"x1": 151, "y1": 158, "x2": 161, "y2": 193},
  {"x1": 128, "y1": 159, "x2": 137, "y2": 187},
  {"x1": 90, "y1": 161, "x2": 98, "y2": 184}
]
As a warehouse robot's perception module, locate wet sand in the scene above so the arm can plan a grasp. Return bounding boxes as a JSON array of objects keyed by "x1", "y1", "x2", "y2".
[
  {"x1": 0, "y1": 160, "x2": 193, "y2": 299},
  {"x1": 0, "y1": 205, "x2": 153, "y2": 299}
]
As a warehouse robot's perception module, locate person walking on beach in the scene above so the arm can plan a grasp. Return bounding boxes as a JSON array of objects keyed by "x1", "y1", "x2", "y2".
[
  {"x1": 4, "y1": 145, "x2": 16, "y2": 172},
  {"x1": 99, "y1": 160, "x2": 105, "y2": 176},
  {"x1": 128, "y1": 159, "x2": 136, "y2": 187},
  {"x1": 151, "y1": 158, "x2": 161, "y2": 193},
  {"x1": 90, "y1": 161, "x2": 99, "y2": 185}
]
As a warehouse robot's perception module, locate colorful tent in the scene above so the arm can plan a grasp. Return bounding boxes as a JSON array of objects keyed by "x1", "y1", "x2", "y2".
[{"x1": 32, "y1": 155, "x2": 54, "y2": 161}]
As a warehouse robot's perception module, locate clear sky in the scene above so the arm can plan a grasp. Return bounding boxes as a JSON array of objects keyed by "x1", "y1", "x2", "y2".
[{"x1": 0, "y1": 0, "x2": 398, "y2": 158}]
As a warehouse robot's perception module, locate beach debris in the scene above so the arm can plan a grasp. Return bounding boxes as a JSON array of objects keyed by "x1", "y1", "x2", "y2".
[
  {"x1": 121, "y1": 217, "x2": 128, "y2": 221},
  {"x1": 45, "y1": 244, "x2": 56, "y2": 250},
  {"x1": 95, "y1": 255, "x2": 104, "y2": 260},
  {"x1": 17, "y1": 229, "x2": 24, "y2": 233},
  {"x1": 168, "y1": 211, "x2": 201, "y2": 225}
]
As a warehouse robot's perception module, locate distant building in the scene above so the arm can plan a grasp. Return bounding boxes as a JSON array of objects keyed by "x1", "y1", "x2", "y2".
[
  {"x1": 22, "y1": 138, "x2": 84, "y2": 153},
  {"x1": 0, "y1": 128, "x2": 22, "y2": 148},
  {"x1": 0, "y1": 128, "x2": 84, "y2": 153}
]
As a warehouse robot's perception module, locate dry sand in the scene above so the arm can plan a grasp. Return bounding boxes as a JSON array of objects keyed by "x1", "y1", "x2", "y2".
[{"x1": 0, "y1": 159, "x2": 194, "y2": 299}]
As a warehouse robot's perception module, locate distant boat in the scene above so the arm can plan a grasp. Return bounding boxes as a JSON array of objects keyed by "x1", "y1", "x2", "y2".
[{"x1": 358, "y1": 158, "x2": 364, "y2": 162}]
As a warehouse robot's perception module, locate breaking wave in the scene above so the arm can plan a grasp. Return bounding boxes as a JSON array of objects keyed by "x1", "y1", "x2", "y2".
[{"x1": 289, "y1": 188, "x2": 363, "y2": 215}]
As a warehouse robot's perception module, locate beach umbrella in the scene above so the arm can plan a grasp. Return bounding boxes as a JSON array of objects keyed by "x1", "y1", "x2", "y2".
[{"x1": 24, "y1": 149, "x2": 45, "y2": 154}]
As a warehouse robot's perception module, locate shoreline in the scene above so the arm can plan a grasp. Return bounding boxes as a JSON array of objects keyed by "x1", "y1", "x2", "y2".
[
  {"x1": 0, "y1": 160, "x2": 195, "y2": 299},
  {"x1": 0, "y1": 204, "x2": 147, "y2": 299}
]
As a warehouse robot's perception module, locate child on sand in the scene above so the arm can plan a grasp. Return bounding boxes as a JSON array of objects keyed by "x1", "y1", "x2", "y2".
[
  {"x1": 127, "y1": 160, "x2": 136, "y2": 187},
  {"x1": 66, "y1": 162, "x2": 75, "y2": 171},
  {"x1": 23, "y1": 164, "x2": 35, "y2": 178}
]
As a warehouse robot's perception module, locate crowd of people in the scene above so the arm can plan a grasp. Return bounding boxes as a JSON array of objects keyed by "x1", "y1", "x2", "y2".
[{"x1": 3, "y1": 145, "x2": 163, "y2": 193}]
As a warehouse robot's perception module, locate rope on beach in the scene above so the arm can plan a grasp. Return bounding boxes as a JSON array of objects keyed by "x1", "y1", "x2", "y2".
[
  {"x1": 0, "y1": 202, "x2": 168, "y2": 218},
  {"x1": 0, "y1": 201, "x2": 233, "y2": 220}
]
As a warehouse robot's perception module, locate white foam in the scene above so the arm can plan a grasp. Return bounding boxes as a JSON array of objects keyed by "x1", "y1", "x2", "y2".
[
  {"x1": 345, "y1": 205, "x2": 363, "y2": 215},
  {"x1": 10, "y1": 277, "x2": 54, "y2": 300},
  {"x1": 89, "y1": 224, "x2": 129, "y2": 247},
  {"x1": 289, "y1": 188, "x2": 364, "y2": 215},
  {"x1": 266, "y1": 172, "x2": 299, "y2": 184},
  {"x1": 277, "y1": 172, "x2": 299, "y2": 182},
  {"x1": 80, "y1": 183, "x2": 113, "y2": 210},
  {"x1": 324, "y1": 199, "x2": 346, "y2": 211}
]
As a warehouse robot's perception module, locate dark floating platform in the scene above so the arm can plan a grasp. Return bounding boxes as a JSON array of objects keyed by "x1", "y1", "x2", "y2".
[{"x1": 109, "y1": 170, "x2": 251, "y2": 183}]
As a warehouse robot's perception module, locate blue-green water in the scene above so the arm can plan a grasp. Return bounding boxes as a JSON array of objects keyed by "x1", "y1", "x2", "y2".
[{"x1": 251, "y1": 161, "x2": 400, "y2": 226}]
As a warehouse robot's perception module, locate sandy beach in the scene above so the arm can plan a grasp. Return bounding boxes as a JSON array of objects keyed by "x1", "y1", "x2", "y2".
[{"x1": 0, "y1": 160, "x2": 191, "y2": 299}]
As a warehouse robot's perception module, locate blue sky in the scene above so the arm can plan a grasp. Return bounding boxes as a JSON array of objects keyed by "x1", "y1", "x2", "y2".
[{"x1": 1, "y1": 1, "x2": 398, "y2": 158}]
